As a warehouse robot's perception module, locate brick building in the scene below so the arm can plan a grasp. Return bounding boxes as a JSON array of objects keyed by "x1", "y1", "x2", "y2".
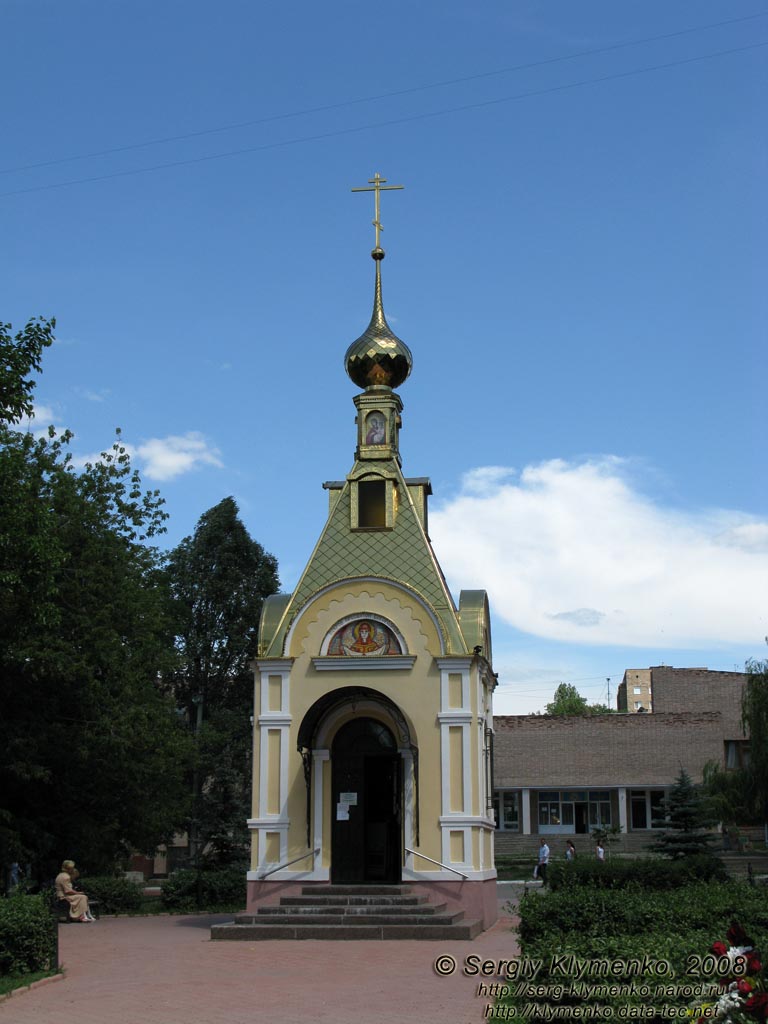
[
  {"x1": 492, "y1": 667, "x2": 748, "y2": 846},
  {"x1": 617, "y1": 668, "x2": 653, "y2": 712}
]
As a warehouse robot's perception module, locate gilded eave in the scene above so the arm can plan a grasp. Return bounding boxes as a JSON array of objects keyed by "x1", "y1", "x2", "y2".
[
  {"x1": 258, "y1": 593, "x2": 292, "y2": 656},
  {"x1": 458, "y1": 590, "x2": 493, "y2": 664}
]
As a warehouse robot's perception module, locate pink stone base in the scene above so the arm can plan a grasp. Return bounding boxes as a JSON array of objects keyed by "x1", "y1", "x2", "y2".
[
  {"x1": 406, "y1": 877, "x2": 498, "y2": 931},
  {"x1": 245, "y1": 878, "x2": 314, "y2": 911},
  {"x1": 245, "y1": 876, "x2": 498, "y2": 932}
]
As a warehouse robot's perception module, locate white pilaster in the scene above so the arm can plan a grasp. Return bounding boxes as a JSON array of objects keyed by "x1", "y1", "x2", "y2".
[
  {"x1": 618, "y1": 787, "x2": 628, "y2": 833},
  {"x1": 312, "y1": 750, "x2": 329, "y2": 872},
  {"x1": 436, "y1": 657, "x2": 474, "y2": 875},
  {"x1": 253, "y1": 659, "x2": 293, "y2": 869},
  {"x1": 522, "y1": 788, "x2": 532, "y2": 834}
]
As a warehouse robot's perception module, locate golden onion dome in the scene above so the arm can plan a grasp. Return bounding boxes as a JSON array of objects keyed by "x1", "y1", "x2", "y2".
[{"x1": 345, "y1": 249, "x2": 412, "y2": 390}]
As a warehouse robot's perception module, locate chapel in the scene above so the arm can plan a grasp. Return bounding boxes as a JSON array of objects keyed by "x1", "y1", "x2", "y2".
[{"x1": 243, "y1": 176, "x2": 499, "y2": 932}]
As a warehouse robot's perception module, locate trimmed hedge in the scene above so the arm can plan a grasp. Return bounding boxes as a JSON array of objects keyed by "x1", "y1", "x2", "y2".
[
  {"x1": 78, "y1": 876, "x2": 143, "y2": 914},
  {"x1": 518, "y1": 880, "x2": 768, "y2": 945},
  {"x1": 161, "y1": 867, "x2": 246, "y2": 912},
  {"x1": 506, "y1": 880, "x2": 768, "y2": 1022},
  {"x1": 0, "y1": 894, "x2": 56, "y2": 977},
  {"x1": 546, "y1": 853, "x2": 727, "y2": 891}
]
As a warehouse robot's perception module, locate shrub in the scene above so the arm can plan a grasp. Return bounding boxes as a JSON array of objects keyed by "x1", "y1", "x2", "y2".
[
  {"x1": 547, "y1": 854, "x2": 726, "y2": 891},
  {"x1": 0, "y1": 894, "x2": 56, "y2": 977},
  {"x1": 508, "y1": 880, "x2": 768, "y2": 1022},
  {"x1": 161, "y1": 867, "x2": 245, "y2": 912},
  {"x1": 78, "y1": 875, "x2": 142, "y2": 914},
  {"x1": 518, "y1": 880, "x2": 768, "y2": 947},
  {"x1": 495, "y1": 856, "x2": 535, "y2": 879}
]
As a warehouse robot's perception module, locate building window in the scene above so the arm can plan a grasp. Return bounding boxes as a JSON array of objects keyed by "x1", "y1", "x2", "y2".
[
  {"x1": 630, "y1": 789, "x2": 667, "y2": 829},
  {"x1": 536, "y1": 790, "x2": 612, "y2": 833},
  {"x1": 633, "y1": 687, "x2": 642, "y2": 695},
  {"x1": 493, "y1": 791, "x2": 519, "y2": 831},
  {"x1": 538, "y1": 798, "x2": 561, "y2": 826},
  {"x1": 630, "y1": 791, "x2": 647, "y2": 829},
  {"x1": 725, "y1": 741, "x2": 750, "y2": 770},
  {"x1": 358, "y1": 480, "x2": 386, "y2": 528},
  {"x1": 351, "y1": 477, "x2": 397, "y2": 530},
  {"x1": 588, "y1": 792, "x2": 611, "y2": 827}
]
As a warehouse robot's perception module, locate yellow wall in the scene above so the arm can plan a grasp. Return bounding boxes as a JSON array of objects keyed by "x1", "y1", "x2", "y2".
[{"x1": 251, "y1": 579, "x2": 495, "y2": 876}]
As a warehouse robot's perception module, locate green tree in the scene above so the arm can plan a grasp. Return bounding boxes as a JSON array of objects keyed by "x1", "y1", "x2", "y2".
[
  {"x1": 701, "y1": 761, "x2": 758, "y2": 829},
  {"x1": 650, "y1": 768, "x2": 716, "y2": 859},
  {"x1": 0, "y1": 319, "x2": 192, "y2": 876},
  {"x1": 545, "y1": 682, "x2": 614, "y2": 716},
  {"x1": 0, "y1": 316, "x2": 54, "y2": 424},
  {"x1": 741, "y1": 658, "x2": 768, "y2": 826},
  {"x1": 165, "y1": 498, "x2": 279, "y2": 866}
]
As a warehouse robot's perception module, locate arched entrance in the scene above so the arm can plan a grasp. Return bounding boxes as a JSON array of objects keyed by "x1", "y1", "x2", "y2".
[{"x1": 331, "y1": 718, "x2": 402, "y2": 884}]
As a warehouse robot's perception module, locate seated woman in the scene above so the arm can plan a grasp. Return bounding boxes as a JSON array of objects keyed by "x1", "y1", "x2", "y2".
[{"x1": 55, "y1": 860, "x2": 95, "y2": 922}]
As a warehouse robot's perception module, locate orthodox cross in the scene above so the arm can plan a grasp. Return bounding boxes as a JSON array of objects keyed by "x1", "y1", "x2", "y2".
[{"x1": 351, "y1": 172, "x2": 404, "y2": 250}]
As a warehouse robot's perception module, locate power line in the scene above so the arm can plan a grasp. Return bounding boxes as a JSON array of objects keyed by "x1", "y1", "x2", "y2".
[
  {"x1": 495, "y1": 674, "x2": 627, "y2": 694},
  {"x1": 2, "y1": 39, "x2": 765, "y2": 201},
  {"x1": 2, "y1": 10, "x2": 765, "y2": 177}
]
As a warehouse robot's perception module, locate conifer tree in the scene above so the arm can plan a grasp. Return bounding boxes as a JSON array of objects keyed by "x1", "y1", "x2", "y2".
[
  {"x1": 165, "y1": 498, "x2": 279, "y2": 866},
  {"x1": 650, "y1": 768, "x2": 716, "y2": 859}
]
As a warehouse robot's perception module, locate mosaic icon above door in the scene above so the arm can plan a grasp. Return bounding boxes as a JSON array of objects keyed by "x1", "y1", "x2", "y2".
[{"x1": 326, "y1": 618, "x2": 403, "y2": 657}]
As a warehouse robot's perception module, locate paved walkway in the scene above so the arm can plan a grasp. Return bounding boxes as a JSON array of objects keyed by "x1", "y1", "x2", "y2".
[{"x1": 1, "y1": 889, "x2": 521, "y2": 1024}]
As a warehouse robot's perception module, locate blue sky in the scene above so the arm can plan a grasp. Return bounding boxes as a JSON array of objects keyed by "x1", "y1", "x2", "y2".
[{"x1": 4, "y1": 0, "x2": 767, "y2": 713}]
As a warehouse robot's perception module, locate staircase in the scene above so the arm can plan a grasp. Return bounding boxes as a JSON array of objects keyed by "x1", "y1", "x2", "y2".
[{"x1": 210, "y1": 884, "x2": 483, "y2": 940}]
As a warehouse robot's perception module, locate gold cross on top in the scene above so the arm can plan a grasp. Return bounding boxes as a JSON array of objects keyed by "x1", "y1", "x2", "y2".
[{"x1": 351, "y1": 172, "x2": 404, "y2": 250}]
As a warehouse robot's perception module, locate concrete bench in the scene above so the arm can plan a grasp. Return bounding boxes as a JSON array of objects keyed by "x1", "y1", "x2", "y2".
[{"x1": 55, "y1": 896, "x2": 100, "y2": 922}]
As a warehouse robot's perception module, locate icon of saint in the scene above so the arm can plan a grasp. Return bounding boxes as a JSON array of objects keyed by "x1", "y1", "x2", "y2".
[
  {"x1": 365, "y1": 413, "x2": 386, "y2": 445},
  {"x1": 342, "y1": 620, "x2": 387, "y2": 657}
]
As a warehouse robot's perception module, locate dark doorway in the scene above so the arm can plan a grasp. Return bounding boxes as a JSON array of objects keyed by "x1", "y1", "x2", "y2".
[
  {"x1": 575, "y1": 803, "x2": 589, "y2": 834},
  {"x1": 331, "y1": 718, "x2": 402, "y2": 884}
]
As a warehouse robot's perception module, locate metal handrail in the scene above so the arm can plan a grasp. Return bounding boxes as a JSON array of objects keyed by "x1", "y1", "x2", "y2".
[
  {"x1": 257, "y1": 848, "x2": 319, "y2": 880},
  {"x1": 404, "y1": 847, "x2": 469, "y2": 880}
]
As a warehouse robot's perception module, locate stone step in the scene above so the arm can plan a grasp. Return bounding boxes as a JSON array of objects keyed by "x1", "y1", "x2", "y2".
[
  {"x1": 252, "y1": 901, "x2": 449, "y2": 918},
  {"x1": 211, "y1": 919, "x2": 483, "y2": 941},
  {"x1": 280, "y1": 894, "x2": 429, "y2": 907},
  {"x1": 306, "y1": 884, "x2": 414, "y2": 896},
  {"x1": 231, "y1": 911, "x2": 466, "y2": 927}
]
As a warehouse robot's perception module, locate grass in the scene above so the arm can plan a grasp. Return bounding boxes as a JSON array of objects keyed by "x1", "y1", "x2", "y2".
[{"x1": 0, "y1": 969, "x2": 60, "y2": 998}]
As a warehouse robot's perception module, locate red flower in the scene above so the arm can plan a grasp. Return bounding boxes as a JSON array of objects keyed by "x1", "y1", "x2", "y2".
[
  {"x1": 737, "y1": 979, "x2": 754, "y2": 995},
  {"x1": 712, "y1": 941, "x2": 728, "y2": 956},
  {"x1": 747, "y1": 951, "x2": 763, "y2": 975},
  {"x1": 744, "y1": 991, "x2": 768, "y2": 1020}
]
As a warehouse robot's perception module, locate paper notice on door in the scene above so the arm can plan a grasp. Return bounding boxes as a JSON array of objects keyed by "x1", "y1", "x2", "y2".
[
  {"x1": 336, "y1": 803, "x2": 350, "y2": 821},
  {"x1": 339, "y1": 792, "x2": 358, "y2": 805}
]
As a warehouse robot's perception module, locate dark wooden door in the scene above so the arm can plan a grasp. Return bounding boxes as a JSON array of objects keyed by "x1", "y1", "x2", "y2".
[{"x1": 330, "y1": 719, "x2": 402, "y2": 884}]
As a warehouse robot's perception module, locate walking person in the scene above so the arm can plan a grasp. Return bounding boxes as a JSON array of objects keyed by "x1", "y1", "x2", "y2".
[{"x1": 537, "y1": 838, "x2": 550, "y2": 885}]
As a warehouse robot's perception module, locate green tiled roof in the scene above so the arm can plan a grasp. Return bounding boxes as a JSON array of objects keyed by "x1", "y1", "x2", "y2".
[{"x1": 262, "y1": 459, "x2": 468, "y2": 657}]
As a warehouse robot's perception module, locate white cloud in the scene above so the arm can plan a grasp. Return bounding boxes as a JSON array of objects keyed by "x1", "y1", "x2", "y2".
[
  {"x1": 70, "y1": 432, "x2": 223, "y2": 480},
  {"x1": 28, "y1": 404, "x2": 56, "y2": 426},
  {"x1": 19, "y1": 404, "x2": 64, "y2": 438},
  {"x1": 461, "y1": 466, "x2": 517, "y2": 496},
  {"x1": 549, "y1": 608, "x2": 605, "y2": 628},
  {"x1": 135, "y1": 433, "x2": 223, "y2": 481},
  {"x1": 430, "y1": 458, "x2": 768, "y2": 649}
]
